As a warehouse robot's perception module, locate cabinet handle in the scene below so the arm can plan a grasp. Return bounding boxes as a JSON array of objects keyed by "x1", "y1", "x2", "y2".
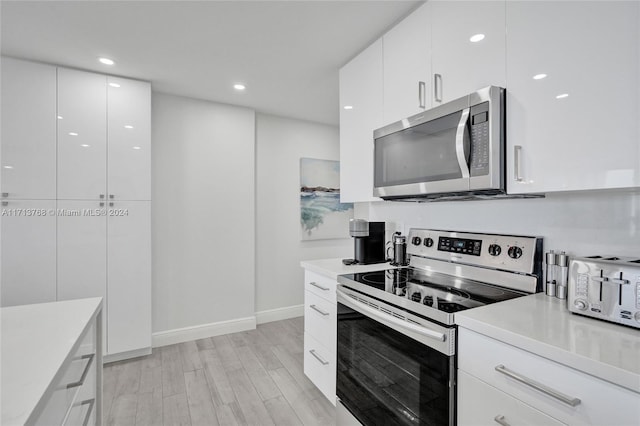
[
  {"x1": 1, "y1": 192, "x2": 8, "y2": 198},
  {"x1": 67, "y1": 353, "x2": 95, "y2": 389},
  {"x1": 310, "y1": 304, "x2": 330, "y2": 316},
  {"x1": 494, "y1": 364, "x2": 581, "y2": 407},
  {"x1": 309, "y1": 281, "x2": 330, "y2": 291},
  {"x1": 418, "y1": 81, "x2": 426, "y2": 109},
  {"x1": 494, "y1": 415, "x2": 510, "y2": 426},
  {"x1": 309, "y1": 349, "x2": 329, "y2": 365},
  {"x1": 514, "y1": 145, "x2": 524, "y2": 182},
  {"x1": 434, "y1": 73, "x2": 443, "y2": 103}
]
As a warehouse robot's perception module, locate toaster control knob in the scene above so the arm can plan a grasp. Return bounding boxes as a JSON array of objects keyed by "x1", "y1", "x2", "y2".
[
  {"x1": 424, "y1": 238, "x2": 434, "y2": 247},
  {"x1": 574, "y1": 299, "x2": 588, "y2": 311},
  {"x1": 488, "y1": 244, "x2": 502, "y2": 256},
  {"x1": 412, "y1": 237, "x2": 422, "y2": 246},
  {"x1": 508, "y1": 246, "x2": 523, "y2": 259}
]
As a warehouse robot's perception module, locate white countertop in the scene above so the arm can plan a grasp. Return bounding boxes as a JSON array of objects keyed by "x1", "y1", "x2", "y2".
[
  {"x1": 300, "y1": 257, "x2": 397, "y2": 279},
  {"x1": 1, "y1": 297, "x2": 102, "y2": 425},
  {"x1": 456, "y1": 293, "x2": 640, "y2": 393}
]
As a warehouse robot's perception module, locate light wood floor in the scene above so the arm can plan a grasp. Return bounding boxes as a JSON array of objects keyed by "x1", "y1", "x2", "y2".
[{"x1": 103, "y1": 317, "x2": 336, "y2": 426}]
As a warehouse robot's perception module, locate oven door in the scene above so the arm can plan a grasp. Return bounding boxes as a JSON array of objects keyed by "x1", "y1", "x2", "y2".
[{"x1": 336, "y1": 287, "x2": 456, "y2": 426}]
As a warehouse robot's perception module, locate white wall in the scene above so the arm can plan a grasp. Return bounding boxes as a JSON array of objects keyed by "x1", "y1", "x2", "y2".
[
  {"x1": 152, "y1": 92, "x2": 255, "y2": 335},
  {"x1": 255, "y1": 113, "x2": 352, "y2": 315},
  {"x1": 366, "y1": 190, "x2": 640, "y2": 257}
]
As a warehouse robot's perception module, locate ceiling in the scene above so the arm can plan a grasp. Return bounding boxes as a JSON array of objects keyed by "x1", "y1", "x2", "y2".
[{"x1": 1, "y1": 1, "x2": 422, "y2": 125}]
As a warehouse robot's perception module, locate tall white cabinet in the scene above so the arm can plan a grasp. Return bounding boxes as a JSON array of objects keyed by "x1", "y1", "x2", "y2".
[{"x1": 0, "y1": 57, "x2": 151, "y2": 360}]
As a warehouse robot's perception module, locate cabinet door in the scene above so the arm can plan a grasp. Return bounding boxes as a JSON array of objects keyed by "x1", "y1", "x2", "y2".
[
  {"x1": 506, "y1": 1, "x2": 640, "y2": 194},
  {"x1": 1, "y1": 58, "x2": 57, "y2": 200},
  {"x1": 57, "y1": 68, "x2": 107, "y2": 200},
  {"x1": 107, "y1": 77, "x2": 151, "y2": 201},
  {"x1": 339, "y1": 39, "x2": 384, "y2": 203},
  {"x1": 1, "y1": 199, "x2": 56, "y2": 306},
  {"x1": 382, "y1": 3, "x2": 431, "y2": 124},
  {"x1": 431, "y1": 1, "x2": 506, "y2": 104},
  {"x1": 107, "y1": 200, "x2": 151, "y2": 354}
]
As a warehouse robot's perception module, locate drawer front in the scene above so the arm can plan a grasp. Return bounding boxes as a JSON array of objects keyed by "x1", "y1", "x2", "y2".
[
  {"x1": 459, "y1": 328, "x2": 640, "y2": 425},
  {"x1": 303, "y1": 332, "x2": 336, "y2": 405},
  {"x1": 305, "y1": 270, "x2": 337, "y2": 303},
  {"x1": 458, "y1": 370, "x2": 566, "y2": 426},
  {"x1": 304, "y1": 290, "x2": 337, "y2": 352}
]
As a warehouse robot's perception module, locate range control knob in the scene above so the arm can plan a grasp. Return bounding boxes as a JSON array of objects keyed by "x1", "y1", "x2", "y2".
[
  {"x1": 411, "y1": 236, "x2": 422, "y2": 246},
  {"x1": 573, "y1": 299, "x2": 588, "y2": 311},
  {"x1": 488, "y1": 244, "x2": 502, "y2": 256},
  {"x1": 424, "y1": 237, "x2": 434, "y2": 247},
  {"x1": 508, "y1": 246, "x2": 523, "y2": 259}
]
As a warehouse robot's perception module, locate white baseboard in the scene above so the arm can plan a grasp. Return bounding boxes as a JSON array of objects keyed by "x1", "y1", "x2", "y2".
[
  {"x1": 256, "y1": 304, "x2": 304, "y2": 324},
  {"x1": 152, "y1": 316, "x2": 257, "y2": 348}
]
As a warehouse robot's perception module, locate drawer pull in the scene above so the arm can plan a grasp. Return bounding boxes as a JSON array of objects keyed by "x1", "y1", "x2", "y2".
[
  {"x1": 310, "y1": 304, "x2": 330, "y2": 316},
  {"x1": 67, "y1": 353, "x2": 95, "y2": 389},
  {"x1": 309, "y1": 349, "x2": 329, "y2": 365},
  {"x1": 494, "y1": 364, "x2": 581, "y2": 407},
  {"x1": 494, "y1": 415, "x2": 510, "y2": 426},
  {"x1": 309, "y1": 281, "x2": 330, "y2": 291}
]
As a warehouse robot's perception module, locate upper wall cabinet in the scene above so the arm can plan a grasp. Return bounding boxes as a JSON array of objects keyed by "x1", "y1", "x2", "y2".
[
  {"x1": 339, "y1": 39, "x2": 384, "y2": 203},
  {"x1": 506, "y1": 1, "x2": 640, "y2": 194},
  {"x1": 1, "y1": 58, "x2": 57, "y2": 200},
  {"x1": 57, "y1": 68, "x2": 108, "y2": 200},
  {"x1": 382, "y1": 3, "x2": 431, "y2": 125},
  {"x1": 107, "y1": 77, "x2": 151, "y2": 201},
  {"x1": 431, "y1": 1, "x2": 506, "y2": 105}
]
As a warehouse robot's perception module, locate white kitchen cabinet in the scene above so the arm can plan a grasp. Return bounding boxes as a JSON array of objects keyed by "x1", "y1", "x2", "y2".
[
  {"x1": 506, "y1": 1, "x2": 640, "y2": 194},
  {"x1": 0, "y1": 199, "x2": 57, "y2": 307},
  {"x1": 382, "y1": 2, "x2": 431, "y2": 124},
  {"x1": 339, "y1": 38, "x2": 384, "y2": 203},
  {"x1": 431, "y1": 1, "x2": 506, "y2": 104},
  {"x1": 107, "y1": 200, "x2": 151, "y2": 355},
  {"x1": 1, "y1": 57, "x2": 57, "y2": 200},
  {"x1": 57, "y1": 68, "x2": 107, "y2": 200},
  {"x1": 107, "y1": 76, "x2": 151, "y2": 201}
]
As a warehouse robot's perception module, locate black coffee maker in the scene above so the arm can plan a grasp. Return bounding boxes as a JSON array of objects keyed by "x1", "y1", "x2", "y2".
[{"x1": 343, "y1": 219, "x2": 386, "y2": 265}]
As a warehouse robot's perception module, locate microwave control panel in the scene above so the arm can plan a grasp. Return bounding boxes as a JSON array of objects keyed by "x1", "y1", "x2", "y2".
[{"x1": 469, "y1": 101, "x2": 490, "y2": 177}]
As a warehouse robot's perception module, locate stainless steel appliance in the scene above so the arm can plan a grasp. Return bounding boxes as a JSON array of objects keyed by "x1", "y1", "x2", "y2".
[
  {"x1": 336, "y1": 229, "x2": 543, "y2": 426},
  {"x1": 373, "y1": 86, "x2": 505, "y2": 201},
  {"x1": 343, "y1": 219, "x2": 386, "y2": 265},
  {"x1": 568, "y1": 256, "x2": 640, "y2": 329}
]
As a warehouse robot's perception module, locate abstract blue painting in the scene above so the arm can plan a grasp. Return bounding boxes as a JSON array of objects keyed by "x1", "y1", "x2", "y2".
[{"x1": 300, "y1": 158, "x2": 354, "y2": 240}]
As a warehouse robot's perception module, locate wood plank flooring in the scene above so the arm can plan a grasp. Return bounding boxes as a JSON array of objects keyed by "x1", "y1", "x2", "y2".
[{"x1": 103, "y1": 317, "x2": 336, "y2": 426}]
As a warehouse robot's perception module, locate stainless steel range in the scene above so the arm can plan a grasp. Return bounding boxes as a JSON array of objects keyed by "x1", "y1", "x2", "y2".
[{"x1": 335, "y1": 229, "x2": 543, "y2": 426}]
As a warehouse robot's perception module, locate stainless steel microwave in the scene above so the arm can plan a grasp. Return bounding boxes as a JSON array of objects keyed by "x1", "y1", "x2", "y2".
[{"x1": 373, "y1": 86, "x2": 505, "y2": 200}]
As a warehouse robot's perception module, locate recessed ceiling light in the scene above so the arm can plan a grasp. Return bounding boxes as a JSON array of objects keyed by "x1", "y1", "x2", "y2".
[
  {"x1": 99, "y1": 57, "x2": 115, "y2": 65},
  {"x1": 469, "y1": 34, "x2": 485, "y2": 43},
  {"x1": 132, "y1": 146, "x2": 142, "y2": 150},
  {"x1": 124, "y1": 125, "x2": 134, "y2": 129},
  {"x1": 109, "y1": 82, "x2": 121, "y2": 88},
  {"x1": 3, "y1": 165, "x2": 13, "y2": 169},
  {"x1": 533, "y1": 73, "x2": 547, "y2": 80},
  {"x1": 57, "y1": 116, "x2": 63, "y2": 120},
  {"x1": 69, "y1": 132, "x2": 78, "y2": 136},
  {"x1": 233, "y1": 83, "x2": 246, "y2": 91},
  {"x1": 80, "y1": 144, "x2": 90, "y2": 147},
  {"x1": 343, "y1": 105, "x2": 353, "y2": 110},
  {"x1": 556, "y1": 93, "x2": 569, "y2": 99}
]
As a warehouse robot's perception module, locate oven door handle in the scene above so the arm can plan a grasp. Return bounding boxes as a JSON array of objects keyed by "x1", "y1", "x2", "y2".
[{"x1": 337, "y1": 289, "x2": 447, "y2": 342}]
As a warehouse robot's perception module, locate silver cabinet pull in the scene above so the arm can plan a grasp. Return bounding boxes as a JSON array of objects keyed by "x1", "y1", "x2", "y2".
[
  {"x1": 418, "y1": 81, "x2": 426, "y2": 109},
  {"x1": 309, "y1": 281, "x2": 330, "y2": 291},
  {"x1": 434, "y1": 73, "x2": 443, "y2": 103},
  {"x1": 1, "y1": 192, "x2": 8, "y2": 198},
  {"x1": 514, "y1": 145, "x2": 523, "y2": 182},
  {"x1": 310, "y1": 304, "x2": 329, "y2": 316},
  {"x1": 494, "y1": 364, "x2": 581, "y2": 407},
  {"x1": 67, "y1": 353, "x2": 95, "y2": 389},
  {"x1": 309, "y1": 349, "x2": 329, "y2": 365},
  {"x1": 494, "y1": 415, "x2": 510, "y2": 426}
]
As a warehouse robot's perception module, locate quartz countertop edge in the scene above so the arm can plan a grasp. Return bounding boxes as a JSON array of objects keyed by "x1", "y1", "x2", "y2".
[
  {"x1": 1, "y1": 297, "x2": 103, "y2": 426},
  {"x1": 455, "y1": 293, "x2": 640, "y2": 394},
  {"x1": 300, "y1": 258, "x2": 397, "y2": 279}
]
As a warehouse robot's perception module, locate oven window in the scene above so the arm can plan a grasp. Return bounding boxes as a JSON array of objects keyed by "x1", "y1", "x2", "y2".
[{"x1": 337, "y1": 303, "x2": 454, "y2": 426}]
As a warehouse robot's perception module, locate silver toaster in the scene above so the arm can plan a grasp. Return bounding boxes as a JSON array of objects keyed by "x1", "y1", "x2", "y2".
[{"x1": 568, "y1": 256, "x2": 640, "y2": 329}]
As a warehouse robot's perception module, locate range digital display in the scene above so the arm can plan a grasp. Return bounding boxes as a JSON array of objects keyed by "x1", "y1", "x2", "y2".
[{"x1": 438, "y1": 237, "x2": 482, "y2": 256}]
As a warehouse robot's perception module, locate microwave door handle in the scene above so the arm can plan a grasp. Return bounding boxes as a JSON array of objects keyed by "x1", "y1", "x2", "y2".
[{"x1": 455, "y1": 108, "x2": 471, "y2": 178}]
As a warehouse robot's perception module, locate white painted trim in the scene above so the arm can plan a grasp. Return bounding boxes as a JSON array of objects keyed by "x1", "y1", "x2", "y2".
[
  {"x1": 256, "y1": 304, "x2": 304, "y2": 325},
  {"x1": 104, "y1": 347, "x2": 152, "y2": 364},
  {"x1": 151, "y1": 316, "x2": 257, "y2": 348}
]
